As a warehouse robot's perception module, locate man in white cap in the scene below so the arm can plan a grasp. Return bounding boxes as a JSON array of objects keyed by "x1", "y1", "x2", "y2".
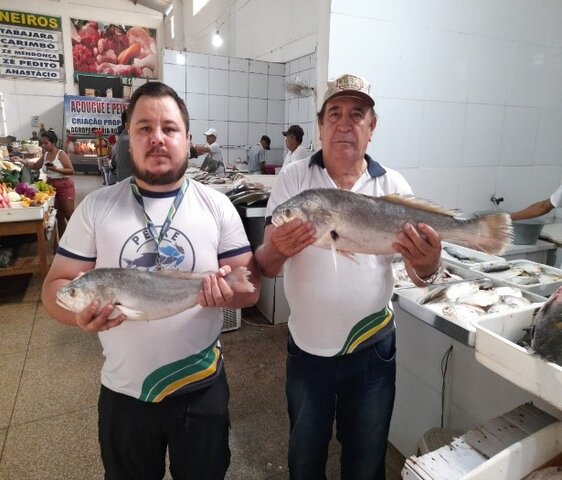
[
  {"x1": 255, "y1": 74, "x2": 442, "y2": 479},
  {"x1": 195, "y1": 127, "x2": 225, "y2": 174}
]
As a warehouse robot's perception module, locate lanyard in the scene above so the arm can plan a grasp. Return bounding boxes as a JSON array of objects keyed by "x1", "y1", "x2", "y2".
[{"x1": 130, "y1": 177, "x2": 189, "y2": 268}]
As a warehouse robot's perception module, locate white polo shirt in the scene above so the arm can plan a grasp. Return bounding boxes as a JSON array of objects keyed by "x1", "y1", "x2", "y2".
[
  {"x1": 265, "y1": 151, "x2": 412, "y2": 357},
  {"x1": 551, "y1": 184, "x2": 562, "y2": 208}
]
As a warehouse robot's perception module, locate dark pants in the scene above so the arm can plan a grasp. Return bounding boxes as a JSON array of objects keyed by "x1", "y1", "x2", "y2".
[
  {"x1": 98, "y1": 369, "x2": 230, "y2": 480},
  {"x1": 286, "y1": 332, "x2": 396, "y2": 480}
]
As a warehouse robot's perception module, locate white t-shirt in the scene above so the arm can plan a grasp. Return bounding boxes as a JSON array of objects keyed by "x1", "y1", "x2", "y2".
[
  {"x1": 282, "y1": 145, "x2": 310, "y2": 169},
  {"x1": 550, "y1": 184, "x2": 562, "y2": 208},
  {"x1": 265, "y1": 151, "x2": 412, "y2": 357},
  {"x1": 58, "y1": 178, "x2": 251, "y2": 402}
]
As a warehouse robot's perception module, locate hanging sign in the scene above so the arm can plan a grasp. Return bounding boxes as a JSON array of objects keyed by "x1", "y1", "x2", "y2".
[
  {"x1": 64, "y1": 95, "x2": 129, "y2": 138},
  {"x1": 0, "y1": 9, "x2": 64, "y2": 81}
]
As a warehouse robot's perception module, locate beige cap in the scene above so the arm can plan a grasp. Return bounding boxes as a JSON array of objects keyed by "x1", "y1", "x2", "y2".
[
  {"x1": 322, "y1": 74, "x2": 375, "y2": 108},
  {"x1": 204, "y1": 127, "x2": 217, "y2": 136}
]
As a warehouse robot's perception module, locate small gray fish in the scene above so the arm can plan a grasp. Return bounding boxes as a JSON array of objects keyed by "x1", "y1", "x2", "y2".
[
  {"x1": 56, "y1": 267, "x2": 255, "y2": 322},
  {"x1": 530, "y1": 286, "x2": 562, "y2": 365},
  {"x1": 271, "y1": 189, "x2": 513, "y2": 257}
]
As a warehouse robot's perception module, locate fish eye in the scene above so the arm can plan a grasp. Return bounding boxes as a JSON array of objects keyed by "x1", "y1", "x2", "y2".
[
  {"x1": 283, "y1": 208, "x2": 292, "y2": 217},
  {"x1": 69, "y1": 288, "x2": 76, "y2": 297}
]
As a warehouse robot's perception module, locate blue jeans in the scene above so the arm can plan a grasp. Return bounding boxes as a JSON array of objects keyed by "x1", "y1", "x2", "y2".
[{"x1": 286, "y1": 331, "x2": 396, "y2": 480}]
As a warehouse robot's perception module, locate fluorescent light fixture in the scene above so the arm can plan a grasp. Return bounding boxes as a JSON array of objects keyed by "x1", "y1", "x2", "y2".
[
  {"x1": 165, "y1": 3, "x2": 173, "y2": 16},
  {"x1": 212, "y1": 30, "x2": 223, "y2": 48},
  {"x1": 193, "y1": 0, "x2": 209, "y2": 15}
]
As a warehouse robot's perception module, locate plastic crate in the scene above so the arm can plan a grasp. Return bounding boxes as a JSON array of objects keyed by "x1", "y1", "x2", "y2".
[{"x1": 222, "y1": 308, "x2": 241, "y2": 332}]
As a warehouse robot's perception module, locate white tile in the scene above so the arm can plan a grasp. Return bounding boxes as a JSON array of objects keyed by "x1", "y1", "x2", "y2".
[
  {"x1": 268, "y1": 75, "x2": 285, "y2": 100},
  {"x1": 229, "y1": 57, "x2": 249, "y2": 72},
  {"x1": 163, "y1": 49, "x2": 185, "y2": 65},
  {"x1": 269, "y1": 63, "x2": 285, "y2": 76},
  {"x1": 542, "y1": 46, "x2": 562, "y2": 107},
  {"x1": 297, "y1": 97, "x2": 311, "y2": 124},
  {"x1": 467, "y1": 37, "x2": 513, "y2": 105},
  {"x1": 209, "y1": 55, "x2": 229, "y2": 70},
  {"x1": 189, "y1": 119, "x2": 209, "y2": 140},
  {"x1": 427, "y1": 0, "x2": 478, "y2": 34},
  {"x1": 267, "y1": 100, "x2": 284, "y2": 124},
  {"x1": 227, "y1": 122, "x2": 248, "y2": 146},
  {"x1": 505, "y1": 44, "x2": 547, "y2": 107},
  {"x1": 299, "y1": 55, "x2": 311, "y2": 71},
  {"x1": 162, "y1": 64, "x2": 185, "y2": 94},
  {"x1": 287, "y1": 98, "x2": 299, "y2": 125},
  {"x1": 248, "y1": 124, "x2": 267, "y2": 146},
  {"x1": 424, "y1": 30, "x2": 470, "y2": 102},
  {"x1": 208, "y1": 69, "x2": 229, "y2": 96},
  {"x1": 535, "y1": 106, "x2": 562, "y2": 165},
  {"x1": 208, "y1": 95, "x2": 228, "y2": 121},
  {"x1": 228, "y1": 96, "x2": 248, "y2": 122},
  {"x1": 185, "y1": 93, "x2": 208, "y2": 120},
  {"x1": 185, "y1": 52, "x2": 208, "y2": 68},
  {"x1": 249, "y1": 73, "x2": 268, "y2": 99},
  {"x1": 462, "y1": 104, "x2": 504, "y2": 167},
  {"x1": 495, "y1": 166, "x2": 534, "y2": 211},
  {"x1": 249, "y1": 99, "x2": 267, "y2": 124},
  {"x1": 420, "y1": 101, "x2": 465, "y2": 168},
  {"x1": 186, "y1": 66, "x2": 208, "y2": 94},
  {"x1": 228, "y1": 71, "x2": 249, "y2": 97},
  {"x1": 211, "y1": 121, "x2": 228, "y2": 144},
  {"x1": 370, "y1": 98, "x2": 424, "y2": 169},
  {"x1": 249, "y1": 60, "x2": 268, "y2": 74},
  {"x1": 287, "y1": 59, "x2": 299, "y2": 76},
  {"x1": 412, "y1": 168, "x2": 461, "y2": 208},
  {"x1": 499, "y1": 106, "x2": 539, "y2": 166},
  {"x1": 455, "y1": 167, "x2": 499, "y2": 214},
  {"x1": 267, "y1": 124, "x2": 284, "y2": 149}
]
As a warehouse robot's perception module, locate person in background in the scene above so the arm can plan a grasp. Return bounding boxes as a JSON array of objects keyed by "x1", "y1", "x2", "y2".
[
  {"x1": 111, "y1": 111, "x2": 133, "y2": 182},
  {"x1": 30, "y1": 131, "x2": 39, "y2": 142},
  {"x1": 281, "y1": 124, "x2": 309, "y2": 170},
  {"x1": 189, "y1": 134, "x2": 199, "y2": 159},
  {"x1": 510, "y1": 184, "x2": 562, "y2": 221},
  {"x1": 25, "y1": 130, "x2": 75, "y2": 238},
  {"x1": 41, "y1": 82, "x2": 261, "y2": 480},
  {"x1": 195, "y1": 128, "x2": 225, "y2": 174},
  {"x1": 255, "y1": 74, "x2": 442, "y2": 480},
  {"x1": 247, "y1": 135, "x2": 271, "y2": 174}
]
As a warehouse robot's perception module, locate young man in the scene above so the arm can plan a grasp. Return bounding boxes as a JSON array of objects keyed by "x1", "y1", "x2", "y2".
[
  {"x1": 255, "y1": 74, "x2": 442, "y2": 480},
  {"x1": 41, "y1": 82, "x2": 260, "y2": 480}
]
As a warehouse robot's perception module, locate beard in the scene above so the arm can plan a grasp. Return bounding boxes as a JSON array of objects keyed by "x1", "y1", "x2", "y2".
[{"x1": 132, "y1": 156, "x2": 189, "y2": 186}]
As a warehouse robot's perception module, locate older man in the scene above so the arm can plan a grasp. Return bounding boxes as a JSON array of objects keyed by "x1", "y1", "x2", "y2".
[
  {"x1": 196, "y1": 127, "x2": 225, "y2": 174},
  {"x1": 281, "y1": 124, "x2": 309, "y2": 169},
  {"x1": 255, "y1": 74, "x2": 442, "y2": 480},
  {"x1": 42, "y1": 82, "x2": 260, "y2": 479}
]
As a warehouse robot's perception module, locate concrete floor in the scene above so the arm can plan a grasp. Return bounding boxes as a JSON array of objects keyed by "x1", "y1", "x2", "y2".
[{"x1": 0, "y1": 174, "x2": 405, "y2": 479}]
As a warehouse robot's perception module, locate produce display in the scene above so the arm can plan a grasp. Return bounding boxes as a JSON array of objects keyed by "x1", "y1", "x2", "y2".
[{"x1": 0, "y1": 160, "x2": 55, "y2": 209}]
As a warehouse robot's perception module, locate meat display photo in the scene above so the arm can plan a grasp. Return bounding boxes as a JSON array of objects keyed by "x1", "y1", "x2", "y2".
[{"x1": 70, "y1": 19, "x2": 157, "y2": 79}]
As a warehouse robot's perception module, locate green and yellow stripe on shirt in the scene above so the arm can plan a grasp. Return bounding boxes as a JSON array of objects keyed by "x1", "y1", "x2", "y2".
[
  {"x1": 139, "y1": 342, "x2": 221, "y2": 402},
  {"x1": 337, "y1": 306, "x2": 394, "y2": 356}
]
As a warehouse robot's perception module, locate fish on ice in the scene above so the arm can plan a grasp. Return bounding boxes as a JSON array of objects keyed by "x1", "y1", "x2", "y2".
[
  {"x1": 56, "y1": 266, "x2": 255, "y2": 322},
  {"x1": 271, "y1": 189, "x2": 513, "y2": 258}
]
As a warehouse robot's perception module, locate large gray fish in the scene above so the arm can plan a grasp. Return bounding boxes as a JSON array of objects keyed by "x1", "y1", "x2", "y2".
[
  {"x1": 271, "y1": 189, "x2": 512, "y2": 256},
  {"x1": 530, "y1": 286, "x2": 562, "y2": 365},
  {"x1": 56, "y1": 267, "x2": 255, "y2": 321}
]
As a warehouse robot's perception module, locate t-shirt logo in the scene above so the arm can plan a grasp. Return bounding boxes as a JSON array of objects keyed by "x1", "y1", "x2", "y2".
[{"x1": 119, "y1": 226, "x2": 195, "y2": 271}]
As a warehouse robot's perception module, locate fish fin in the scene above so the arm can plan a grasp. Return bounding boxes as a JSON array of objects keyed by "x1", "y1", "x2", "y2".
[
  {"x1": 377, "y1": 194, "x2": 460, "y2": 217},
  {"x1": 337, "y1": 250, "x2": 359, "y2": 263},
  {"x1": 331, "y1": 239, "x2": 338, "y2": 272},
  {"x1": 224, "y1": 267, "x2": 255, "y2": 293},
  {"x1": 113, "y1": 305, "x2": 148, "y2": 321},
  {"x1": 454, "y1": 213, "x2": 513, "y2": 255}
]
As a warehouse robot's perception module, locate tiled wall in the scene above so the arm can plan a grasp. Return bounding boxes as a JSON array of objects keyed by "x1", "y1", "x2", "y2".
[
  {"x1": 163, "y1": 49, "x2": 317, "y2": 168},
  {"x1": 284, "y1": 53, "x2": 317, "y2": 155},
  {"x1": 328, "y1": 0, "x2": 562, "y2": 216}
]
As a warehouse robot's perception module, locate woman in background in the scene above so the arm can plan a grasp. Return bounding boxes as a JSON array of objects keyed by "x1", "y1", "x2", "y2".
[{"x1": 27, "y1": 130, "x2": 76, "y2": 238}]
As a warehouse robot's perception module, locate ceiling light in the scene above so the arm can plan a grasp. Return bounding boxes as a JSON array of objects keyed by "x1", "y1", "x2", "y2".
[{"x1": 212, "y1": 30, "x2": 223, "y2": 48}]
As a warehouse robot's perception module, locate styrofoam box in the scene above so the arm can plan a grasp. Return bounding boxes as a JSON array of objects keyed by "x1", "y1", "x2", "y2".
[
  {"x1": 0, "y1": 205, "x2": 44, "y2": 222},
  {"x1": 441, "y1": 242, "x2": 506, "y2": 268},
  {"x1": 474, "y1": 310, "x2": 562, "y2": 411},
  {"x1": 462, "y1": 421, "x2": 562, "y2": 480},
  {"x1": 471, "y1": 259, "x2": 562, "y2": 297}
]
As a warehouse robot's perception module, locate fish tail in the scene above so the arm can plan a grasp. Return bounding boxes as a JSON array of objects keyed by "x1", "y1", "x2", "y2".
[
  {"x1": 449, "y1": 213, "x2": 513, "y2": 255},
  {"x1": 225, "y1": 267, "x2": 256, "y2": 293}
]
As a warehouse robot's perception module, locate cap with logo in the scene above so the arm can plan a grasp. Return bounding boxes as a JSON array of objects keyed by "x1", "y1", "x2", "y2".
[
  {"x1": 282, "y1": 125, "x2": 304, "y2": 143},
  {"x1": 204, "y1": 128, "x2": 217, "y2": 137},
  {"x1": 322, "y1": 74, "x2": 375, "y2": 109}
]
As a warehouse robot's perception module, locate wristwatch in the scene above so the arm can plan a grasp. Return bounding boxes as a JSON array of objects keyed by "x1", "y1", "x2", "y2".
[{"x1": 416, "y1": 264, "x2": 445, "y2": 286}]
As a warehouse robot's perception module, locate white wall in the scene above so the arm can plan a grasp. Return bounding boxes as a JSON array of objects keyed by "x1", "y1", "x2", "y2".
[
  {"x1": 328, "y1": 0, "x2": 562, "y2": 216},
  {"x1": 1, "y1": 0, "x2": 163, "y2": 140},
  {"x1": 181, "y1": 0, "x2": 319, "y2": 62}
]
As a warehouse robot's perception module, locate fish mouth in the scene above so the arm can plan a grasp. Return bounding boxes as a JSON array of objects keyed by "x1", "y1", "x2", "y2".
[{"x1": 56, "y1": 297, "x2": 71, "y2": 311}]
